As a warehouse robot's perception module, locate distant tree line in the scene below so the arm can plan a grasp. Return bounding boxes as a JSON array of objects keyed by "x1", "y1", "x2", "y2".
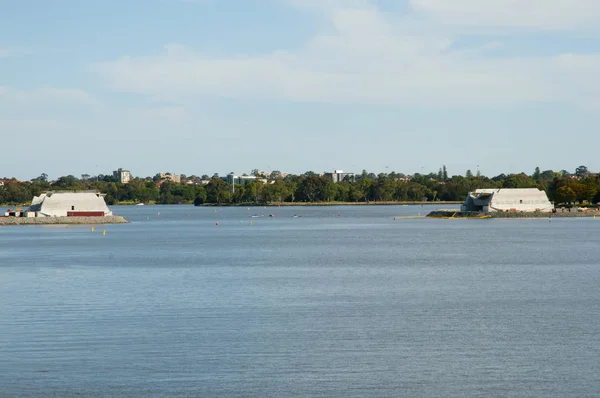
[{"x1": 1, "y1": 166, "x2": 599, "y2": 206}]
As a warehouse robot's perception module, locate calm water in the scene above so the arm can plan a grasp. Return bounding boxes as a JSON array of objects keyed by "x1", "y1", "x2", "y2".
[{"x1": 1, "y1": 205, "x2": 600, "y2": 397}]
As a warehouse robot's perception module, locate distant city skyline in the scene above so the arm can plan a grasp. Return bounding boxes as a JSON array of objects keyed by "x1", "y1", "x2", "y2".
[
  {"x1": 2, "y1": 0, "x2": 599, "y2": 179},
  {"x1": 2, "y1": 163, "x2": 594, "y2": 183}
]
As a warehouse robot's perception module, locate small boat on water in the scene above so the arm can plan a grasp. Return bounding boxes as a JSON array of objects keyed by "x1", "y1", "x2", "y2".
[{"x1": 136, "y1": 203, "x2": 145, "y2": 206}]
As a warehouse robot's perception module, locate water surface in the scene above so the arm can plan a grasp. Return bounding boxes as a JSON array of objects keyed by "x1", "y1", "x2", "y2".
[{"x1": 1, "y1": 205, "x2": 599, "y2": 397}]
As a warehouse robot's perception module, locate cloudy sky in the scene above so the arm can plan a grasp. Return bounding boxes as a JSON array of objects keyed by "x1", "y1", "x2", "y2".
[{"x1": 1, "y1": 0, "x2": 599, "y2": 180}]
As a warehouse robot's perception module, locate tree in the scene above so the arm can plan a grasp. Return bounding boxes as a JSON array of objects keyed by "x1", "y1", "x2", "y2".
[
  {"x1": 575, "y1": 165, "x2": 589, "y2": 177},
  {"x1": 193, "y1": 186, "x2": 207, "y2": 206},
  {"x1": 555, "y1": 186, "x2": 576, "y2": 204},
  {"x1": 374, "y1": 176, "x2": 394, "y2": 201},
  {"x1": 501, "y1": 173, "x2": 537, "y2": 189},
  {"x1": 296, "y1": 176, "x2": 328, "y2": 202},
  {"x1": 34, "y1": 173, "x2": 48, "y2": 182},
  {"x1": 570, "y1": 183, "x2": 596, "y2": 203},
  {"x1": 533, "y1": 167, "x2": 541, "y2": 182},
  {"x1": 53, "y1": 175, "x2": 82, "y2": 189},
  {"x1": 540, "y1": 170, "x2": 555, "y2": 181},
  {"x1": 263, "y1": 180, "x2": 290, "y2": 203},
  {"x1": 442, "y1": 165, "x2": 448, "y2": 182},
  {"x1": 270, "y1": 170, "x2": 282, "y2": 181},
  {"x1": 205, "y1": 178, "x2": 231, "y2": 204},
  {"x1": 465, "y1": 169, "x2": 473, "y2": 178},
  {"x1": 245, "y1": 180, "x2": 264, "y2": 203}
]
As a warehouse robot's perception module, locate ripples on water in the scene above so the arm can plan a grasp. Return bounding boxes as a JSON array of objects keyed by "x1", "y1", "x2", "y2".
[{"x1": 1, "y1": 205, "x2": 600, "y2": 397}]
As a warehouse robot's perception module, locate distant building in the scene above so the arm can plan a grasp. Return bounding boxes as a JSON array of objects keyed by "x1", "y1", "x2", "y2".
[
  {"x1": 324, "y1": 170, "x2": 355, "y2": 183},
  {"x1": 159, "y1": 172, "x2": 181, "y2": 183},
  {"x1": 28, "y1": 191, "x2": 113, "y2": 217},
  {"x1": 225, "y1": 173, "x2": 268, "y2": 192},
  {"x1": 461, "y1": 188, "x2": 553, "y2": 213},
  {"x1": 113, "y1": 168, "x2": 131, "y2": 184}
]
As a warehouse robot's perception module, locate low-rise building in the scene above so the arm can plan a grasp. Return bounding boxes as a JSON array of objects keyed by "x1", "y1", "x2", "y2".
[
  {"x1": 225, "y1": 173, "x2": 268, "y2": 185},
  {"x1": 461, "y1": 188, "x2": 553, "y2": 213},
  {"x1": 113, "y1": 168, "x2": 131, "y2": 184},
  {"x1": 324, "y1": 170, "x2": 355, "y2": 183},
  {"x1": 159, "y1": 172, "x2": 181, "y2": 183}
]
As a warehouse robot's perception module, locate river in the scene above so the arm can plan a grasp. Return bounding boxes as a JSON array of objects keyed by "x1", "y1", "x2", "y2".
[{"x1": 1, "y1": 205, "x2": 599, "y2": 397}]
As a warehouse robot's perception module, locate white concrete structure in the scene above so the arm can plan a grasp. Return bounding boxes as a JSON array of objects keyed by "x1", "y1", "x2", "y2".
[
  {"x1": 461, "y1": 188, "x2": 553, "y2": 213},
  {"x1": 28, "y1": 192, "x2": 113, "y2": 217}
]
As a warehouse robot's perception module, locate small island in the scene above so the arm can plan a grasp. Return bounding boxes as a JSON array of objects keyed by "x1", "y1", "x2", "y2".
[{"x1": 1, "y1": 191, "x2": 128, "y2": 226}]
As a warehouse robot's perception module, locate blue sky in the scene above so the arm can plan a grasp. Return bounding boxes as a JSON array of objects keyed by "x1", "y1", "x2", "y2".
[{"x1": 2, "y1": 0, "x2": 600, "y2": 180}]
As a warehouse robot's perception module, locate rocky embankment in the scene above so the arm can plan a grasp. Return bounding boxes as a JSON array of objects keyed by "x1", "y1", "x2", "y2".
[
  {"x1": 0, "y1": 216, "x2": 128, "y2": 225},
  {"x1": 427, "y1": 210, "x2": 600, "y2": 218}
]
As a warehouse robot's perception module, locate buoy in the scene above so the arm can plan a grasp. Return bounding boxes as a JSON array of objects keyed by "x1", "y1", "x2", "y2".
[
  {"x1": 250, "y1": 221, "x2": 253, "y2": 226},
  {"x1": 338, "y1": 214, "x2": 340, "y2": 217},
  {"x1": 393, "y1": 217, "x2": 396, "y2": 220},
  {"x1": 102, "y1": 230, "x2": 106, "y2": 236},
  {"x1": 216, "y1": 222, "x2": 219, "y2": 226},
  {"x1": 91, "y1": 226, "x2": 95, "y2": 232},
  {"x1": 157, "y1": 212, "x2": 160, "y2": 216},
  {"x1": 418, "y1": 212, "x2": 420, "y2": 216},
  {"x1": 66, "y1": 225, "x2": 69, "y2": 228}
]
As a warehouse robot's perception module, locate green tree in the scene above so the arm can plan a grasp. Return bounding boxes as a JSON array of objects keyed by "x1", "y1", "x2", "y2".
[
  {"x1": 575, "y1": 165, "x2": 589, "y2": 177},
  {"x1": 205, "y1": 178, "x2": 231, "y2": 204},
  {"x1": 533, "y1": 167, "x2": 541, "y2": 182},
  {"x1": 193, "y1": 186, "x2": 207, "y2": 205},
  {"x1": 555, "y1": 186, "x2": 576, "y2": 204}
]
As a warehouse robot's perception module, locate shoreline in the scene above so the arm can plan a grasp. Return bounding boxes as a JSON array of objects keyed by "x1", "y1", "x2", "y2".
[
  {"x1": 0, "y1": 216, "x2": 129, "y2": 226},
  {"x1": 196, "y1": 201, "x2": 462, "y2": 207},
  {"x1": 427, "y1": 210, "x2": 600, "y2": 219}
]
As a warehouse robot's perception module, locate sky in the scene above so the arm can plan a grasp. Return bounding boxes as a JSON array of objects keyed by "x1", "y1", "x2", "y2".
[{"x1": 1, "y1": 0, "x2": 600, "y2": 181}]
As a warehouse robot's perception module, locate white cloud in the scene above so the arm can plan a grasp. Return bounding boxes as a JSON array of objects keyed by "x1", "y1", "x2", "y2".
[
  {"x1": 410, "y1": 0, "x2": 600, "y2": 29},
  {"x1": 92, "y1": 1, "x2": 600, "y2": 108},
  {"x1": 0, "y1": 86, "x2": 91, "y2": 104}
]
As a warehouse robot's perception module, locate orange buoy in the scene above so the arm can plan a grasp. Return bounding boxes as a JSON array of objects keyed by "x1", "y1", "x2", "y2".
[{"x1": 216, "y1": 222, "x2": 219, "y2": 226}]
